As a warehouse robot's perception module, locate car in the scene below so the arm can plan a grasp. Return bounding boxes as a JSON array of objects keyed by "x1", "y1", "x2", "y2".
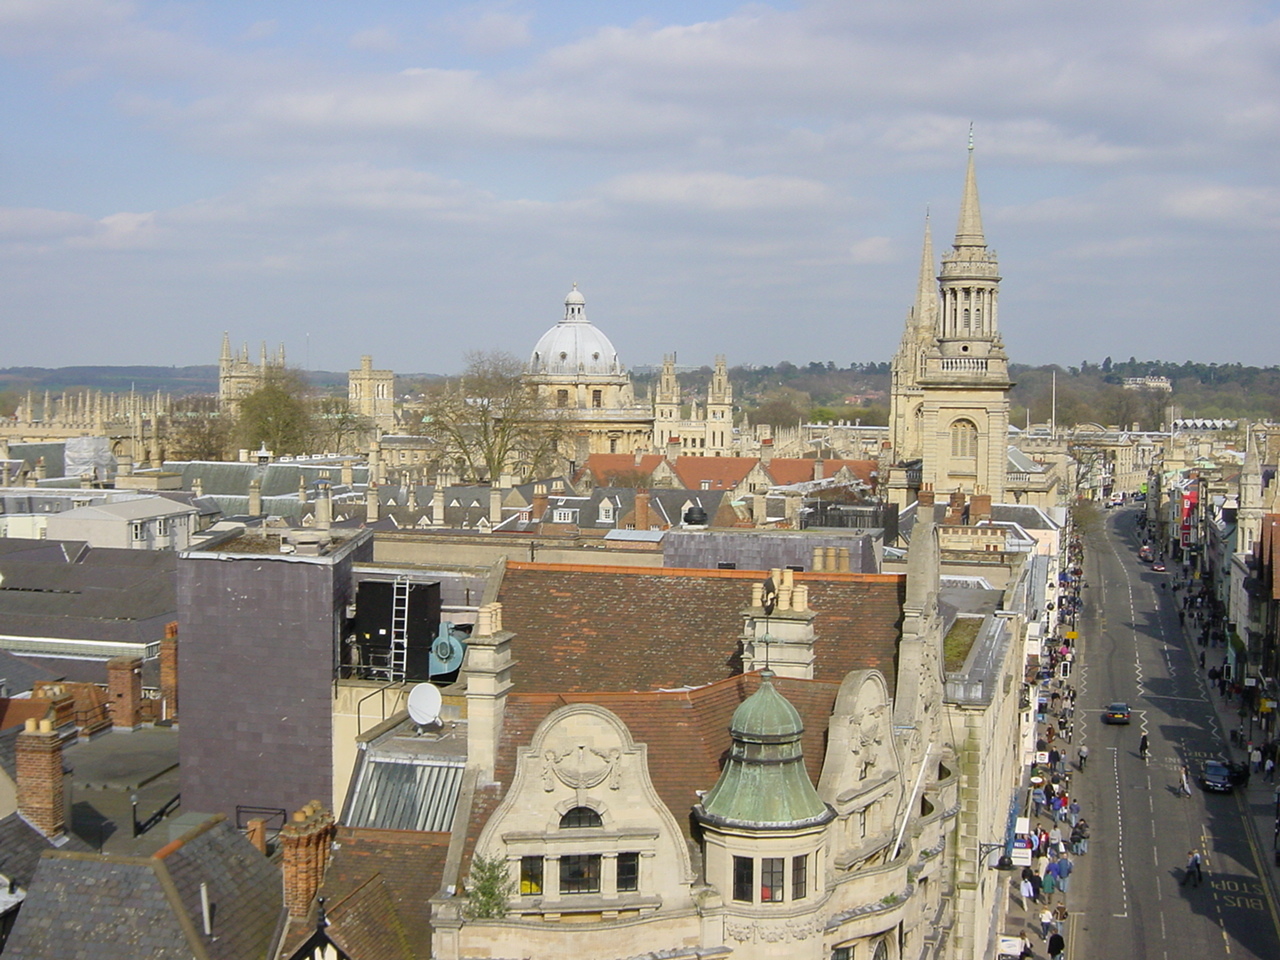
[
  {"x1": 1152, "y1": 562, "x2": 1167, "y2": 572},
  {"x1": 1200, "y1": 759, "x2": 1234, "y2": 793},
  {"x1": 1102, "y1": 702, "x2": 1131, "y2": 724},
  {"x1": 1139, "y1": 545, "x2": 1154, "y2": 562}
]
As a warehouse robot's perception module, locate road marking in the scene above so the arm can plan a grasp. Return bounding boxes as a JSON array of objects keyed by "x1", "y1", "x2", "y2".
[{"x1": 1109, "y1": 744, "x2": 1131, "y2": 918}]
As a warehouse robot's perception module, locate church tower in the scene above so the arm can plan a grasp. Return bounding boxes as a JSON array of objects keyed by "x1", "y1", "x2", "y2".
[
  {"x1": 653, "y1": 354, "x2": 681, "y2": 446},
  {"x1": 889, "y1": 138, "x2": 1011, "y2": 505},
  {"x1": 889, "y1": 215, "x2": 938, "y2": 464},
  {"x1": 705, "y1": 356, "x2": 733, "y2": 452}
]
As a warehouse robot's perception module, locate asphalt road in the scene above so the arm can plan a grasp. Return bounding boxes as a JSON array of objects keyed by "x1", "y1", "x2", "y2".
[{"x1": 1068, "y1": 506, "x2": 1280, "y2": 960}]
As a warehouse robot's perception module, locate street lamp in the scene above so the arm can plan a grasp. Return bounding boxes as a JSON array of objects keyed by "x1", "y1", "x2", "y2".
[{"x1": 978, "y1": 842, "x2": 1015, "y2": 871}]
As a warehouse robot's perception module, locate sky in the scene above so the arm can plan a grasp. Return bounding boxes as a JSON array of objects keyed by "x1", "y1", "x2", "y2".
[{"x1": 1, "y1": 1, "x2": 1278, "y2": 376}]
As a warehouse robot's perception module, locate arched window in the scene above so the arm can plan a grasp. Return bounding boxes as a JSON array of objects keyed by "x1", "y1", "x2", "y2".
[
  {"x1": 559, "y1": 806, "x2": 603, "y2": 829},
  {"x1": 951, "y1": 419, "x2": 979, "y2": 459}
]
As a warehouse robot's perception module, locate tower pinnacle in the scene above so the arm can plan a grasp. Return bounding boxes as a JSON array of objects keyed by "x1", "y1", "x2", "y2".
[{"x1": 954, "y1": 133, "x2": 985, "y2": 249}]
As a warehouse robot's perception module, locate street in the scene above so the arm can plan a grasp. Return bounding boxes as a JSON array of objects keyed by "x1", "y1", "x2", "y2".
[{"x1": 1068, "y1": 506, "x2": 1280, "y2": 960}]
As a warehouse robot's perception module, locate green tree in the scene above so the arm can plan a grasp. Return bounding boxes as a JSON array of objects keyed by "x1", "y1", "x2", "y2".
[
  {"x1": 234, "y1": 368, "x2": 315, "y2": 456},
  {"x1": 311, "y1": 396, "x2": 373, "y2": 455},
  {"x1": 415, "y1": 351, "x2": 563, "y2": 482},
  {"x1": 463, "y1": 853, "x2": 516, "y2": 920}
]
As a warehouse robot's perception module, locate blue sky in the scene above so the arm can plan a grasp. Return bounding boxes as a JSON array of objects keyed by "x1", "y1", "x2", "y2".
[{"x1": 1, "y1": 0, "x2": 1278, "y2": 374}]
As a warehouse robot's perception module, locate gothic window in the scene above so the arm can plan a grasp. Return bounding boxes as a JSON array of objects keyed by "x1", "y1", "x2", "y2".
[
  {"x1": 872, "y1": 940, "x2": 889, "y2": 960},
  {"x1": 559, "y1": 806, "x2": 603, "y2": 829},
  {"x1": 951, "y1": 419, "x2": 979, "y2": 459}
]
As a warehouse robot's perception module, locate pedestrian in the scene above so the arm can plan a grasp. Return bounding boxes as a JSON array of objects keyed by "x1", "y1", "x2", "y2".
[
  {"x1": 1040, "y1": 905, "x2": 1053, "y2": 939},
  {"x1": 1019, "y1": 932, "x2": 1035, "y2": 960},
  {"x1": 1056, "y1": 854, "x2": 1072, "y2": 892},
  {"x1": 1032, "y1": 785, "x2": 1046, "y2": 818},
  {"x1": 1042, "y1": 869, "x2": 1056, "y2": 897},
  {"x1": 1139, "y1": 733, "x2": 1149, "y2": 760},
  {"x1": 1030, "y1": 872, "x2": 1043, "y2": 903},
  {"x1": 1073, "y1": 818, "x2": 1090, "y2": 855},
  {"x1": 1052, "y1": 901, "x2": 1069, "y2": 934},
  {"x1": 1181, "y1": 850, "x2": 1203, "y2": 887},
  {"x1": 1180, "y1": 764, "x2": 1192, "y2": 798},
  {"x1": 1252, "y1": 746, "x2": 1263, "y2": 773},
  {"x1": 1047, "y1": 931, "x2": 1066, "y2": 960},
  {"x1": 1199, "y1": 649, "x2": 1204, "y2": 668},
  {"x1": 1266, "y1": 757, "x2": 1276, "y2": 782},
  {"x1": 1020, "y1": 875, "x2": 1035, "y2": 906},
  {"x1": 1078, "y1": 744, "x2": 1089, "y2": 771}
]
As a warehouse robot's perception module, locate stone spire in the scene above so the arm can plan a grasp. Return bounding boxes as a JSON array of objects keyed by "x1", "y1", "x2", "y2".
[
  {"x1": 953, "y1": 131, "x2": 985, "y2": 249},
  {"x1": 910, "y1": 213, "x2": 938, "y2": 339}
]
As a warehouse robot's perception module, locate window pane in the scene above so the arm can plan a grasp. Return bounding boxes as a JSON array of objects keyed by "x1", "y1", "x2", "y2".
[
  {"x1": 761, "y1": 857, "x2": 784, "y2": 902},
  {"x1": 559, "y1": 806, "x2": 603, "y2": 829},
  {"x1": 732, "y1": 856, "x2": 753, "y2": 902},
  {"x1": 792, "y1": 854, "x2": 807, "y2": 900},
  {"x1": 560, "y1": 854, "x2": 601, "y2": 894},
  {"x1": 617, "y1": 852, "x2": 639, "y2": 892},
  {"x1": 520, "y1": 856, "x2": 543, "y2": 895}
]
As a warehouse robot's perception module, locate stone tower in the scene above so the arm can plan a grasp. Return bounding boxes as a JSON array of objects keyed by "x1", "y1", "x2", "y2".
[
  {"x1": 653, "y1": 354, "x2": 681, "y2": 446},
  {"x1": 705, "y1": 355, "x2": 733, "y2": 452},
  {"x1": 887, "y1": 139, "x2": 1011, "y2": 506},
  {"x1": 348, "y1": 355, "x2": 396, "y2": 433}
]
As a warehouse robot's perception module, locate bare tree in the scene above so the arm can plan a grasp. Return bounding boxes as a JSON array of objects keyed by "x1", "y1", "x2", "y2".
[
  {"x1": 234, "y1": 368, "x2": 316, "y2": 456},
  {"x1": 414, "y1": 351, "x2": 564, "y2": 482},
  {"x1": 167, "y1": 395, "x2": 234, "y2": 461}
]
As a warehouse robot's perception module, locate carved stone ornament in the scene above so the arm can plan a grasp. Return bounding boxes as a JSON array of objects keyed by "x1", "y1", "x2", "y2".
[
  {"x1": 543, "y1": 745, "x2": 622, "y2": 791},
  {"x1": 726, "y1": 918, "x2": 755, "y2": 943}
]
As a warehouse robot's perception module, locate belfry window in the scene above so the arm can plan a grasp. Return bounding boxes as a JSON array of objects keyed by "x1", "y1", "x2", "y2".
[{"x1": 951, "y1": 419, "x2": 979, "y2": 459}]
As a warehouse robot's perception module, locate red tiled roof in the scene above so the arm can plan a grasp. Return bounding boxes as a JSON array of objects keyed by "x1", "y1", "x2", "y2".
[
  {"x1": 312, "y1": 827, "x2": 451, "y2": 960},
  {"x1": 765, "y1": 458, "x2": 878, "y2": 486},
  {"x1": 670, "y1": 457, "x2": 759, "y2": 490},
  {"x1": 578, "y1": 455, "x2": 666, "y2": 485},
  {"x1": 497, "y1": 562, "x2": 903, "y2": 692},
  {"x1": 0, "y1": 698, "x2": 50, "y2": 731}
]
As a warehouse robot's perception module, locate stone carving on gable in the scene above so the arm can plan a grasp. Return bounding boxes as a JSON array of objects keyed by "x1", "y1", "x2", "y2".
[
  {"x1": 542, "y1": 745, "x2": 622, "y2": 791},
  {"x1": 725, "y1": 915, "x2": 823, "y2": 944}
]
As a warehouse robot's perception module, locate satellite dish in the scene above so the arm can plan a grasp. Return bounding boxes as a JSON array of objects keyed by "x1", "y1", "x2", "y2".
[{"x1": 407, "y1": 683, "x2": 443, "y2": 726}]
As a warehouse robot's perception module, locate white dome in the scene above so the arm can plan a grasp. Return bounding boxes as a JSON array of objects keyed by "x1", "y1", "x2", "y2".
[{"x1": 528, "y1": 285, "x2": 623, "y2": 377}]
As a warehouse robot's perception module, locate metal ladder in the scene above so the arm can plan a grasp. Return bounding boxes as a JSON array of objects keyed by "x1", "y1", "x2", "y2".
[{"x1": 389, "y1": 577, "x2": 409, "y2": 681}]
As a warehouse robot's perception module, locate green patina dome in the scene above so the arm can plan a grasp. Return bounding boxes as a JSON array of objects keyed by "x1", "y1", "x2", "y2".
[{"x1": 698, "y1": 674, "x2": 833, "y2": 829}]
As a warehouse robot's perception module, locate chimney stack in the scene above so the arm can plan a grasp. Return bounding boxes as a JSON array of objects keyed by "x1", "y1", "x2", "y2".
[
  {"x1": 431, "y1": 484, "x2": 445, "y2": 526},
  {"x1": 466, "y1": 603, "x2": 513, "y2": 784},
  {"x1": 531, "y1": 485, "x2": 549, "y2": 526},
  {"x1": 971, "y1": 492, "x2": 993, "y2": 523},
  {"x1": 248, "y1": 477, "x2": 263, "y2": 516},
  {"x1": 366, "y1": 483, "x2": 380, "y2": 523},
  {"x1": 107, "y1": 656, "x2": 143, "y2": 730},
  {"x1": 813, "y1": 458, "x2": 824, "y2": 482},
  {"x1": 634, "y1": 489, "x2": 651, "y2": 531},
  {"x1": 759, "y1": 438, "x2": 773, "y2": 466},
  {"x1": 666, "y1": 435, "x2": 681, "y2": 461},
  {"x1": 489, "y1": 485, "x2": 503, "y2": 525},
  {"x1": 316, "y1": 482, "x2": 333, "y2": 532},
  {"x1": 280, "y1": 801, "x2": 336, "y2": 920},
  {"x1": 917, "y1": 485, "x2": 935, "y2": 508},
  {"x1": 16, "y1": 718, "x2": 64, "y2": 838},
  {"x1": 160, "y1": 621, "x2": 179, "y2": 722}
]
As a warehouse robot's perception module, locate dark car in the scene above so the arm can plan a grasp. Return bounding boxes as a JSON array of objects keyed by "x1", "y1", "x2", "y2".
[
  {"x1": 1102, "y1": 702, "x2": 1131, "y2": 724},
  {"x1": 1201, "y1": 760, "x2": 1234, "y2": 793}
]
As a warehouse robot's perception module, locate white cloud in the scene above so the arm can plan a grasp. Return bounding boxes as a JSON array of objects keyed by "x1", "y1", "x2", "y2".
[
  {"x1": 447, "y1": 7, "x2": 532, "y2": 55},
  {"x1": 597, "y1": 172, "x2": 831, "y2": 212},
  {"x1": 350, "y1": 26, "x2": 399, "y2": 53}
]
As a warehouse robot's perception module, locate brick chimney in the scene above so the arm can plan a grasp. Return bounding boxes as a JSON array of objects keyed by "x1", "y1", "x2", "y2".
[
  {"x1": 107, "y1": 656, "x2": 143, "y2": 731},
  {"x1": 634, "y1": 490, "x2": 651, "y2": 531},
  {"x1": 971, "y1": 492, "x2": 993, "y2": 523},
  {"x1": 918, "y1": 485, "x2": 935, "y2": 508},
  {"x1": 16, "y1": 718, "x2": 64, "y2": 837},
  {"x1": 466, "y1": 603, "x2": 513, "y2": 784},
  {"x1": 280, "y1": 801, "x2": 336, "y2": 920},
  {"x1": 160, "y1": 621, "x2": 179, "y2": 722},
  {"x1": 946, "y1": 490, "x2": 966, "y2": 524},
  {"x1": 531, "y1": 484, "x2": 548, "y2": 525}
]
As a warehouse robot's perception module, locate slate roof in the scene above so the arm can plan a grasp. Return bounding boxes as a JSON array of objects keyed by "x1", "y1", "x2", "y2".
[
  {"x1": 0, "y1": 649, "x2": 63, "y2": 696},
  {"x1": 0, "y1": 813, "x2": 92, "y2": 888},
  {"x1": 4, "y1": 817, "x2": 281, "y2": 960},
  {"x1": 496, "y1": 562, "x2": 903, "y2": 691},
  {"x1": 0, "y1": 540, "x2": 176, "y2": 645}
]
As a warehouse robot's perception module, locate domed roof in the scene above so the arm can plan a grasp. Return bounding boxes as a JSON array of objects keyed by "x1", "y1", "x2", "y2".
[
  {"x1": 697, "y1": 673, "x2": 832, "y2": 829},
  {"x1": 730, "y1": 677, "x2": 805, "y2": 740},
  {"x1": 528, "y1": 285, "x2": 623, "y2": 378}
]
